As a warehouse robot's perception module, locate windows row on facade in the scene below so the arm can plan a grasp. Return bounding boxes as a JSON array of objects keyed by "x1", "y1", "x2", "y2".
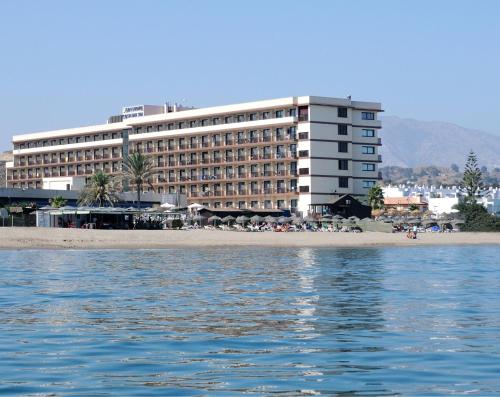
[
  {"x1": 298, "y1": 178, "x2": 377, "y2": 192},
  {"x1": 132, "y1": 127, "x2": 297, "y2": 152},
  {"x1": 191, "y1": 198, "x2": 299, "y2": 211},
  {"x1": 14, "y1": 108, "x2": 300, "y2": 150},
  {"x1": 13, "y1": 147, "x2": 123, "y2": 166},
  {"x1": 131, "y1": 107, "x2": 298, "y2": 135},
  {"x1": 157, "y1": 179, "x2": 299, "y2": 196}
]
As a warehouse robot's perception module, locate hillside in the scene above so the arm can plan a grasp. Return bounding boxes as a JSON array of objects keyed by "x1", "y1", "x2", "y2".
[
  {"x1": 379, "y1": 116, "x2": 500, "y2": 169},
  {"x1": 380, "y1": 165, "x2": 500, "y2": 186}
]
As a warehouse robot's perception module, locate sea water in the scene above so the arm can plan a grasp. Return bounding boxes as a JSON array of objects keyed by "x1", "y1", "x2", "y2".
[{"x1": 0, "y1": 246, "x2": 499, "y2": 396}]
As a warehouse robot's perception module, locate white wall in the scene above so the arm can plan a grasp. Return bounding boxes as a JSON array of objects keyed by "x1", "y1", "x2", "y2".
[{"x1": 42, "y1": 177, "x2": 86, "y2": 191}]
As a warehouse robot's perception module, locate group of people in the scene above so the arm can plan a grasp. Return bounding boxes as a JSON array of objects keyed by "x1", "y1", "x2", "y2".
[{"x1": 406, "y1": 224, "x2": 418, "y2": 239}]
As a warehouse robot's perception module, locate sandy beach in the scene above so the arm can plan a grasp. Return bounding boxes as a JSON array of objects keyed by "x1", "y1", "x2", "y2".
[{"x1": 0, "y1": 227, "x2": 498, "y2": 249}]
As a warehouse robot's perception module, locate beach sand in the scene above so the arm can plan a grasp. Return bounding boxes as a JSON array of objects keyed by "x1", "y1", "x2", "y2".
[{"x1": 0, "y1": 227, "x2": 499, "y2": 249}]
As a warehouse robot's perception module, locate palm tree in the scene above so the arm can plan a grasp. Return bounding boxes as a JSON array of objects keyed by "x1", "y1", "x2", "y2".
[
  {"x1": 78, "y1": 171, "x2": 119, "y2": 207},
  {"x1": 49, "y1": 195, "x2": 67, "y2": 208},
  {"x1": 122, "y1": 152, "x2": 156, "y2": 209},
  {"x1": 368, "y1": 185, "x2": 384, "y2": 210}
]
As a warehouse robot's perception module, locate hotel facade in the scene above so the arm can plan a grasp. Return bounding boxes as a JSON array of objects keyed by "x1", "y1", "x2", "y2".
[{"x1": 6, "y1": 96, "x2": 382, "y2": 214}]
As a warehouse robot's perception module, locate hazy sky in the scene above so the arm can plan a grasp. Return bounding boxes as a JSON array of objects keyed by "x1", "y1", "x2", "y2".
[{"x1": 1, "y1": 0, "x2": 499, "y2": 151}]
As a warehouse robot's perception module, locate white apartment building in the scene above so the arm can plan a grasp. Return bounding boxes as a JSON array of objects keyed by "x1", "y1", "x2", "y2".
[
  {"x1": 383, "y1": 184, "x2": 500, "y2": 216},
  {"x1": 7, "y1": 96, "x2": 383, "y2": 214}
]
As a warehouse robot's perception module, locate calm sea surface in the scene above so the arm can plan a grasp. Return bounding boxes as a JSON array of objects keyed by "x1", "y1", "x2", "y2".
[{"x1": 1, "y1": 246, "x2": 500, "y2": 396}]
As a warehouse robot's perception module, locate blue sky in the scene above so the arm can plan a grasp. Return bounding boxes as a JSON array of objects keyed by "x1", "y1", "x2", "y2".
[{"x1": 1, "y1": 0, "x2": 499, "y2": 151}]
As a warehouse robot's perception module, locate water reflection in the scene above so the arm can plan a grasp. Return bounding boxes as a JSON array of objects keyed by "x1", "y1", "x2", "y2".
[{"x1": 0, "y1": 247, "x2": 499, "y2": 396}]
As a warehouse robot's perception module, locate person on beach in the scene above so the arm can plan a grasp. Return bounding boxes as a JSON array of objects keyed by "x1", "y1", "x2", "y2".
[{"x1": 412, "y1": 224, "x2": 418, "y2": 239}]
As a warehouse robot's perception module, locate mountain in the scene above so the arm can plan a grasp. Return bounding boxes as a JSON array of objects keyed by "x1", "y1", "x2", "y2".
[{"x1": 379, "y1": 116, "x2": 500, "y2": 169}]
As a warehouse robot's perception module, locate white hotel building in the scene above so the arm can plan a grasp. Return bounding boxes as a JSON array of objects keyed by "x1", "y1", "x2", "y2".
[{"x1": 6, "y1": 96, "x2": 382, "y2": 214}]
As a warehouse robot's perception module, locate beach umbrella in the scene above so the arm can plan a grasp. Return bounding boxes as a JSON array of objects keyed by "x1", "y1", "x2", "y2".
[
  {"x1": 333, "y1": 215, "x2": 344, "y2": 220},
  {"x1": 208, "y1": 215, "x2": 221, "y2": 223},
  {"x1": 291, "y1": 216, "x2": 303, "y2": 225},
  {"x1": 192, "y1": 214, "x2": 204, "y2": 221},
  {"x1": 250, "y1": 215, "x2": 263, "y2": 223},
  {"x1": 348, "y1": 216, "x2": 360, "y2": 222},
  {"x1": 320, "y1": 217, "x2": 333, "y2": 222},
  {"x1": 222, "y1": 215, "x2": 236, "y2": 223},
  {"x1": 321, "y1": 214, "x2": 333, "y2": 218},
  {"x1": 264, "y1": 215, "x2": 276, "y2": 223},
  {"x1": 360, "y1": 217, "x2": 374, "y2": 222},
  {"x1": 236, "y1": 215, "x2": 250, "y2": 224},
  {"x1": 160, "y1": 202, "x2": 175, "y2": 209},
  {"x1": 277, "y1": 216, "x2": 288, "y2": 223}
]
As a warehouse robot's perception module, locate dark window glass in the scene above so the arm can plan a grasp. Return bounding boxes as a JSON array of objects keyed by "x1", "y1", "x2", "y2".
[
  {"x1": 339, "y1": 177, "x2": 349, "y2": 188},
  {"x1": 338, "y1": 124, "x2": 348, "y2": 135},
  {"x1": 299, "y1": 185, "x2": 310, "y2": 193},
  {"x1": 338, "y1": 107, "x2": 348, "y2": 118},
  {"x1": 299, "y1": 168, "x2": 309, "y2": 175},
  {"x1": 338, "y1": 159, "x2": 348, "y2": 170},
  {"x1": 362, "y1": 112, "x2": 375, "y2": 120},
  {"x1": 298, "y1": 150, "x2": 309, "y2": 158},
  {"x1": 338, "y1": 142, "x2": 348, "y2": 153}
]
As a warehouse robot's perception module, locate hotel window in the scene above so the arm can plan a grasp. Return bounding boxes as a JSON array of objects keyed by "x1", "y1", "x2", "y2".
[
  {"x1": 298, "y1": 132, "x2": 309, "y2": 140},
  {"x1": 167, "y1": 123, "x2": 174, "y2": 130},
  {"x1": 298, "y1": 150, "x2": 309, "y2": 158},
  {"x1": 277, "y1": 200, "x2": 285, "y2": 209},
  {"x1": 338, "y1": 107, "x2": 348, "y2": 118},
  {"x1": 157, "y1": 124, "x2": 163, "y2": 131},
  {"x1": 212, "y1": 117, "x2": 220, "y2": 125},
  {"x1": 238, "y1": 201, "x2": 245, "y2": 209},
  {"x1": 338, "y1": 142, "x2": 348, "y2": 153},
  {"x1": 338, "y1": 124, "x2": 348, "y2": 135},
  {"x1": 251, "y1": 200, "x2": 258, "y2": 208},
  {"x1": 190, "y1": 120, "x2": 196, "y2": 128},
  {"x1": 237, "y1": 114, "x2": 244, "y2": 122},
  {"x1": 275, "y1": 110, "x2": 283, "y2": 118},
  {"x1": 363, "y1": 180, "x2": 376, "y2": 188},
  {"x1": 338, "y1": 159, "x2": 348, "y2": 170},
  {"x1": 362, "y1": 112, "x2": 375, "y2": 120},
  {"x1": 147, "y1": 126, "x2": 153, "y2": 132},
  {"x1": 299, "y1": 168, "x2": 309, "y2": 175},
  {"x1": 362, "y1": 163, "x2": 376, "y2": 171},
  {"x1": 289, "y1": 108, "x2": 296, "y2": 117},
  {"x1": 264, "y1": 200, "x2": 272, "y2": 209},
  {"x1": 224, "y1": 116, "x2": 232, "y2": 124},
  {"x1": 262, "y1": 111, "x2": 270, "y2": 120},
  {"x1": 249, "y1": 113, "x2": 257, "y2": 121},
  {"x1": 299, "y1": 186, "x2": 310, "y2": 193},
  {"x1": 201, "y1": 119, "x2": 208, "y2": 126},
  {"x1": 362, "y1": 146, "x2": 375, "y2": 154},
  {"x1": 339, "y1": 176, "x2": 349, "y2": 188},
  {"x1": 178, "y1": 122, "x2": 184, "y2": 129},
  {"x1": 225, "y1": 201, "x2": 233, "y2": 208},
  {"x1": 362, "y1": 129, "x2": 375, "y2": 137},
  {"x1": 290, "y1": 199, "x2": 298, "y2": 209}
]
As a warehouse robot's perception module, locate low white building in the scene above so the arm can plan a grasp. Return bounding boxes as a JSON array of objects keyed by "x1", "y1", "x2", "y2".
[
  {"x1": 383, "y1": 184, "x2": 500, "y2": 216},
  {"x1": 42, "y1": 176, "x2": 86, "y2": 191}
]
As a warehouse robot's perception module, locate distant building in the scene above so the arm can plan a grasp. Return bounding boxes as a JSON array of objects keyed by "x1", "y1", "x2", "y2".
[
  {"x1": 382, "y1": 184, "x2": 500, "y2": 216},
  {"x1": 0, "y1": 151, "x2": 13, "y2": 188},
  {"x1": 7, "y1": 96, "x2": 383, "y2": 215},
  {"x1": 383, "y1": 196, "x2": 428, "y2": 212}
]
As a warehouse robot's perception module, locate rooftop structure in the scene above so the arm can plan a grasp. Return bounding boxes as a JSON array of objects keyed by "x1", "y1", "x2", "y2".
[{"x1": 6, "y1": 96, "x2": 383, "y2": 215}]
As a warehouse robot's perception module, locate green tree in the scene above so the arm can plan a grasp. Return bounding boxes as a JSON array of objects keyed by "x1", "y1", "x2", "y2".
[
  {"x1": 461, "y1": 150, "x2": 483, "y2": 200},
  {"x1": 453, "y1": 200, "x2": 499, "y2": 232},
  {"x1": 367, "y1": 185, "x2": 384, "y2": 210},
  {"x1": 122, "y1": 152, "x2": 156, "y2": 209},
  {"x1": 49, "y1": 196, "x2": 67, "y2": 208},
  {"x1": 78, "y1": 171, "x2": 119, "y2": 207}
]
